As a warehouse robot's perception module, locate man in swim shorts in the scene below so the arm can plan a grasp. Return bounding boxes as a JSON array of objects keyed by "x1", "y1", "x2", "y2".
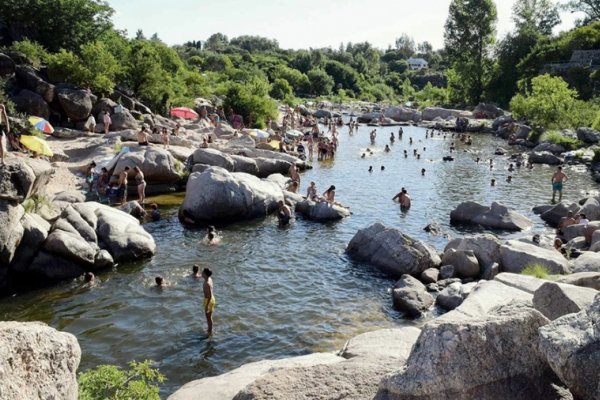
[
  {"x1": 551, "y1": 166, "x2": 568, "y2": 204},
  {"x1": 202, "y1": 267, "x2": 215, "y2": 336}
]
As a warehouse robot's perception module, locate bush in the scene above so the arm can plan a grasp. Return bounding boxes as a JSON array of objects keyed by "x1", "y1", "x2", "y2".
[
  {"x1": 594, "y1": 111, "x2": 600, "y2": 131},
  {"x1": 540, "y1": 130, "x2": 583, "y2": 150},
  {"x1": 510, "y1": 74, "x2": 579, "y2": 129},
  {"x1": 521, "y1": 263, "x2": 550, "y2": 279},
  {"x1": 9, "y1": 39, "x2": 48, "y2": 68},
  {"x1": 223, "y1": 77, "x2": 278, "y2": 128},
  {"x1": 270, "y1": 78, "x2": 293, "y2": 100},
  {"x1": 78, "y1": 360, "x2": 165, "y2": 400},
  {"x1": 307, "y1": 69, "x2": 334, "y2": 96}
]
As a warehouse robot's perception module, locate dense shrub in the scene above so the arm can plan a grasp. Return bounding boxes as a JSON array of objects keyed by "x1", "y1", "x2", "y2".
[
  {"x1": 270, "y1": 78, "x2": 293, "y2": 100},
  {"x1": 9, "y1": 39, "x2": 49, "y2": 68},
  {"x1": 223, "y1": 77, "x2": 278, "y2": 128}
]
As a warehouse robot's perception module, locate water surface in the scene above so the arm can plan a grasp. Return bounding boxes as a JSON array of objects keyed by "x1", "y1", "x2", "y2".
[{"x1": 0, "y1": 123, "x2": 597, "y2": 396}]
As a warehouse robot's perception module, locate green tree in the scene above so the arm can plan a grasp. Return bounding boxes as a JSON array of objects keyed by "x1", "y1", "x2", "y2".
[
  {"x1": 395, "y1": 33, "x2": 416, "y2": 59},
  {"x1": 270, "y1": 65, "x2": 309, "y2": 95},
  {"x1": 444, "y1": 0, "x2": 497, "y2": 105},
  {"x1": 401, "y1": 78, "x2": 417, "y2": 101},
  {"x1": 307, "y1": 69, "x2": 334, "y2": 96},
  {"x1": 9, "y1": 39, "x2": 48, "y2": 68},
  {"x1": 204, "y1": 33, "x2": 229, "y2": 52},
  {"x1": 510, "y1": 74, "x2": 579, "y2": 128},
  {"x1": 324, "y1": 60, "x2": 360, "y2": 92},
  {"x1": 270, "y1": 78, "x2": 293, "y2": 100},
  {"x1": 223, "y1": 76, "x2": 278, "y2": 128},
  {"x1": 230, "y1": 35, "x2": 279, "y2": 52},
  {"x1": 513, "y1": 0, "x2": 561, "y2": 35},
  {"x1": 78, "y1": 360, "x2": 165, "y2": 400},
  {"x1": 563, "y1": 0, "x2": 600, "y2": 25},
  {"x1": 389, "y1": 59, "x2": 409, "y2": 73},
  {"x1": 0, "y1": 0, "x2": 113, "y2": 52}
]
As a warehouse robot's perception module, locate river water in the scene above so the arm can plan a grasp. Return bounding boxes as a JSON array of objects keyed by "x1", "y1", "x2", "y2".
[{"x1": 0, "y1": 123, "x2": 598, "y2": 396}]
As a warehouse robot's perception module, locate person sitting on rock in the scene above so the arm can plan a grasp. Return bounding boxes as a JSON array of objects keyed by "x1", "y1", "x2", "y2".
[
  {"x1": 323, "y1": 185, "x2": 337, "y2": 204},
  {"x1": 201, "y1": 138, "x2": 209, "y2": 148},
  {"x1": 575, "y1": 213, "x2": 589, "y2": 225},
  {"x1": 277, "y1": 200, "x2": 292, "y2": 227},
  {"x1": 287, "y1": 181, "x2": 299, "y2": 193},
  {"x1": 137, "y1": 127, "x2": 150, "y2": 146},
  {"x1": 288, "y1": 164, "x2": 300, "y2": 185},
  {"x1": 557, "y1": 211, "x2": 576, "y2": 236},
  {"x1": 306, "y1": 181, "x2": 318, "y2": 201}
]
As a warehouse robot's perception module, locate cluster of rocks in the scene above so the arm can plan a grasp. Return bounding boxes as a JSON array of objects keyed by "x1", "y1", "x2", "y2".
[
  {"x1": 179, "y1": 167, "x2": 350, "y2": 224},
  {"x1": 167, "y1": 272, "x2": 599, "y2": 399},
  {"x1": 0, "y1": 158, "x2": 155, "y2": 295},
  {"x1": 345, "y1": 222, "x2": 586, "y2": 317}
]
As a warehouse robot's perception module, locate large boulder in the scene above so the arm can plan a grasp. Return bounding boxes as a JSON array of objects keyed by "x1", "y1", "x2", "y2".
[
  {"x1": 384, "y1": 106, "x2": 421, "y2": 122},
  {"x1": 556, "y1": 272, "x2": 600, "y2": 290},
  {"x1": 295, "y1": 200, "x2": 350, "y2": 221},
  {"x1": 500, "y1": 240, "x2": 571, "y2": 274},
  {"x1": 92, "y1": 97, "x2": 118, "y2": 118},
  {"x1": 12, "y1": 88, "x2": 50, "y2": 119},
  {"x1": 57, "y1": 88, "x2": 95, "y2": 120},
  {"x1": 0, "y1": 321, "x2": 80, "y2": 400},
  {"x1": 532, "y1": 142, "x2": 566, "y2": 154},
  {"x1": 376, "y1": 303, "x2": 555, "y2": 400},
  {"x1": 226, "y1": 135, "x2": 256, "y2": 148},
  {"x1": 9, "y1": 213, "x2": 50, "y2": 273},
  {"x1": 435, "y1": 281, "x2": 466, "y2": 310},
  {"x1": 15, "y1": 65, "x2": 55, "y2": 102},
  {"x1": 422, "y1": 107, "x2": 472, "y2": 121},
  {"x1": 192, "y1": 148, "x2": 235, "y2": 171},
  {"x1": 540, "y1": 202, "x2": 581, "y2": 227},
  {"x1": 473, "y1": 103, "x2": 504, "y2": 119},
  {"x1": 168, "y1": 353, "x2": 343, "y2": 400},
  {"x1": 112, "y1": 147, "x2": 181, "y2": 185},
  {"x1": 110, "y1": 109, "x2": 139, "y2": 131},
  {"x1": 94, "y1": 203, "x2": 156, "y2": 261},
  {"x1": 0, "y1": 158, "x2": 54, "y2": 202},
  {"x1": 392, "y1": 275, "x2": 434, "y2": 317},
  {"x1": 230, "y1": 155, "x2": 259, "y2": 175},
  {"x1": 538, "y1": 294, "x2": 600, "y2": 400},
  {"x1": 572, "y1": 251, "x2": 600, "y2": 273},
  {"x1": 180, "y1": 167, "x2": 284, "y2": 223},
  {"x1": 346, "y1": 223, "x2": 441, "y2": 278},
  {"x1": 532, "y1": 281, "x2": 598, "y2": 320},
  {"x1": 577, "y1": 127, "x2": 600, "y2": 144},
  {"x1": 528, "y1": 151, "x2": 563, "y2": 165},
  {"x1": 0, "y1": 202, "x2": 24, "y2": 268},
  {"x1": 441, "y1": 248, "x2": 480, "y2": 278},
  {"x1": 450, "y1": 201, "x2": 533, "y2": 231},
  {"x1": 0, "y1": 53, "x2": 15, "y2": 77},
  {"x1": 254, "y1": 157, "x2": 292, "y2": 178},
  {"x1": 444, "y1": 234, "x2": 502, "y2": 272}
]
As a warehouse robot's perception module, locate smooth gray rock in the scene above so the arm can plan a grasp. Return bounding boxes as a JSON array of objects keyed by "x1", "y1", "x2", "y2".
[
  {"x1": 577, "y1": 127, "x2": 600, "y2": 144},
  {"x1": 57, "y1": 88, "x2": 94, "y2": 120},
  {"x1": 295, "y1": 200, "x2": 350, "y2": 222},
  {"x1": 12, "y1": 88, "x2": 50, "y2": 118},
  {"x1": 112, "y1": 147, "x2": 181, "y2": 185},
  {"x1": 254, "y1": 157, "x2": 292, "y2": 178},
  {"x1": 420, "y1": 268, "x2": 439, "y2": 284},
  {"x1": 533, "y1": 281, "x2": 598, "y2": 320},
  {"x1": 556, "y1": 272, "x2": 600, "y2": 290},
  {"x1": 573, "y1": 251, "x2": 600, "y2": 273},
  {"x1": 538, "y1": 294, "x2": 600, "y2": 400},
  {"x1": 43, "y1": 228, "x2": 96, "y2": 266},
  {"x1": 392, "y1": 275, "x2": 434, "y2": 317},
  {"x1": 0, "y1": 202, "x2": 24, "y2": 267},
  {"x1": 376, "y1": 303, "x2": 554, "y2": 400},
  {"x1": 231, "y1": 154, "x2": 259, "y2": 175},
  {"x1": 346, "y1": 223, "x2": 441, "y2": 278},
  {"x1": 541, "y1": 202, "x2": 581, "y2": 228},
  {"x1": 192, "y1": 148, "x2": 235, "y2": 171},
  {"x1": 562, "y1": 223, "x2": 588, "y2": 242},
  {"x1": 168, "y1": 353, "x2": 343, "y2": 400},
  {"x1": 435, "y1": 282, "x2": 464, "y2": 310},
  {"x1": 439, "y1": 265, "x2": 456, "y2": 279},
  {"x1": 528, "y1": 151, "x2": 563, "y2": 165},
  {"x1": 341, "y1": 327, "x2": 421, "y2": 362},
  {"x1": 0, "y1": 321, "x2": 80, "y2": 400},
  {"x1": 110, "y1": 109, "x2": 139, "y2": 131},
  {"x1": 533, "y1": 142, "x2": 566, "y2": 154},
  {"x1": 180, "y1": 167, "x2": 284, "y2": 223},
  {"x1": 450, "y1": 201, "x2": 533, "y2": 231},
  {"x1": 119, "y1": 201, "x2": 146, "y2": 218},
  {"x1": 444, "y1": 234, "x2": 502, "y2": 271},
  {"x1": 500, "y1": 240, "x2": 571, "y2": 275},
  {"x1": 10, "y1": 213, "x2": 50, "y2": 271},
  {"x1": 441, "y1": 248, "x2": 480, "y2": 278}
]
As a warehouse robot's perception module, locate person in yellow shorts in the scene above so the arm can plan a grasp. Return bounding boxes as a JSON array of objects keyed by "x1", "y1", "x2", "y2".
[{"x1": 202, "y1": 267, "x2": 215, "y2": 336}]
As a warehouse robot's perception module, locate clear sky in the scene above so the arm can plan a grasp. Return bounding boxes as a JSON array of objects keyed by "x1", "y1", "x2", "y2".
[{"x1": 107, "y1": 0, "x2": 581, "y2": 50}]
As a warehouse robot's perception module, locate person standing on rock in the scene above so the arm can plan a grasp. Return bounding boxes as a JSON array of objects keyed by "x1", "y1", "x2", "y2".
[
  {"x1": 85, "y1": 114, "x2": 96, "y2": 134},
  {"x1": 551, "y1": 166, "x2": 568, "y2": 204},
  {"x1": 118, "y1": 166, "x2": 130, "y2": 203},
  {"x1": 0, "y1": 104, "x2": 10, "y2": 166},
  {"x1": 202, "y1": 268, "x2": 215, "y2": 337},
  {"x1": 102, "y1": 110, "x2": 112, "y2": 134},
  {"x1": 161, "y1": 127, "x2": 170, "y2": 150},
  {"x1": 133, "y1": 166, "x2": 146, "y2": 205},
  {"x1": 85, "y1": 161, "x2": 96, "y2": 193}
]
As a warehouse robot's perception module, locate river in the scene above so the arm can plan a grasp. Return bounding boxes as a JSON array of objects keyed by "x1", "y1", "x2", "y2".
[{"x1": 0, "y1": 123, "x2": 598, "y2": 396}]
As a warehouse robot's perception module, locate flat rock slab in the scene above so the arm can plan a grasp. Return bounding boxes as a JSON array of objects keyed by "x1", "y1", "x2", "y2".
[
  {"x1": 168, "y1": 353, "x2": 343, "y2": 400},
  {"x1": 532, "y1": 281, "x2": 598, "y2": 320},
  {"x1": 341, "y1": 327, "x2": 421, "y2": 363}
]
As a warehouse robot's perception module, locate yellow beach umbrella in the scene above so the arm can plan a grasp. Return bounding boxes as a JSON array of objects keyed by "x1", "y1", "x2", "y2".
[{"x1": 19, "y1": 135, "x2": 54, "y2": 157}]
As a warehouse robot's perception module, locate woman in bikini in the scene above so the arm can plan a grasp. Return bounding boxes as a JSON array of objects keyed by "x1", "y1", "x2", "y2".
[{"x1": 133, "y1": 166, "x2": 146, "y2": 204}]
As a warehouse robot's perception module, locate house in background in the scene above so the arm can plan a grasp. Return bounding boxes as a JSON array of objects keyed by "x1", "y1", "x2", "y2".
[{"x1": 407, "y1": 57, "x2": 428, "y2": 70}]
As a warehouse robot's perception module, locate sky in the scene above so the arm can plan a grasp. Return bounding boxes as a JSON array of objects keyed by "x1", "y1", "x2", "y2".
[{"x1": 107, "y1": 0, "x2": 581, "y2": 50}]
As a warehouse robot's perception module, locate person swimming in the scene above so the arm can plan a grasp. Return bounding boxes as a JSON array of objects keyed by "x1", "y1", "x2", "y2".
[
  {"x1": 368, "y1": 166, "x2": 373, "y2": 173},
  {"x1": 385, "y1": 145, "x2": 391, "y2": 153},
  {"x1": 155, "y1": 276, "x2": 165, "y2": 289},
  {"x1": 277, "y1": 200, "x2": 292, "y2": 227},
  {"x1": 192, "y1": 264, "x2": 200, "y2": 279},
  {"x1": 421, "y1": 168, "x2": 426, "y2": 176}
]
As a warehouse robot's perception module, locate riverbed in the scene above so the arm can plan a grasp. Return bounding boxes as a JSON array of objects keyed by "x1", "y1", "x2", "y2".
[{"x1": 0, "y1": 123, "x2": 598, "y2": 396}]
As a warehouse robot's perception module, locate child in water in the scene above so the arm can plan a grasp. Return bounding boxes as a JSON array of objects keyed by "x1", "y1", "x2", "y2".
[{"x1": 202, "y1": 267, "x2": 215, "y2": 336}]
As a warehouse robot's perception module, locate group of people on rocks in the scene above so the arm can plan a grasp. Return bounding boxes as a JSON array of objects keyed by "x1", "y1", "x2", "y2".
[{"x1": 85, "y1": 160, "x2": 152, "y2": 209}]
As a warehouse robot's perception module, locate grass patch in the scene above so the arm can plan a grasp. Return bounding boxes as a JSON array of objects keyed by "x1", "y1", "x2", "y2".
[
  {"x1": 540, "y1": 130, "x2": 583, "y2": 150},
  {"x1": 113, "y1": 141, "x2": 123, "y2": 155},
  {"x1": 173, "y1": 158, "x2": 189, "y2": 178},
  {"x1": 22, "y1": 195, "x2": 54, "y2": 214},
  {"x1": 521, "y1": 263, "x2": 550, "y2": 279}
]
